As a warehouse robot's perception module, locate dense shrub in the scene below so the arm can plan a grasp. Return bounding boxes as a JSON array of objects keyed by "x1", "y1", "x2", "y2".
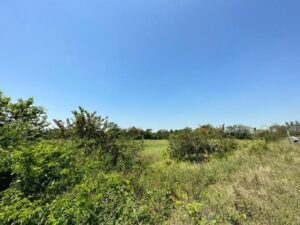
[
  {"x1": 169, "y1": 128, "x2": 237, "y2": 162},
  {"x1": 11, "y1": 141, "x2": 82, "y2": 199},
  {"x1": 0, "y1": 125, "x2": 25, "y2": 149},
  {"x1": 169, "y1": 128, "x2": 211, "y2": 162},
  {"x1": 102, "y1": 138, "x2": 143, "y2": 171},
  {"x1": 46, "y1": 173, "x2": 153, "y2": 225},
  {"x1": 74, "y1": 137, "x2": 143, "y2": 172},
  {"x1": 209, "y1": 138, "x2": 238, "y2": 155},
  {"x1": 0, "y1": 174, "x2": 154, "y2": 225},
  {"x1": 0, "y1": 149, "x2": 12, "y2": 192},
  {"x1": 0, "y1": 188, "x2": 44, "y2": 225},
  {"x1": 254, "y1": 125, "x2": 289, "y2": 142}
]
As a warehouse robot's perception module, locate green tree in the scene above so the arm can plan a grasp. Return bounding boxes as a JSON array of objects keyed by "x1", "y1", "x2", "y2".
[
  {"x1": 0, "y1": 91, "x2": 48, "y2": 147},
  {"x1": 195, "y1": 124, "x2": 223, "y2": 139},
  {"x1": 155, "y1": 129, "x2": 170, "y2": 139},
  {"x1": 71, "y1": 107, "x2": 109, "y2": 139},
  {"x1": 126, "y1": 127, "x2": 144, "y2": 140}
]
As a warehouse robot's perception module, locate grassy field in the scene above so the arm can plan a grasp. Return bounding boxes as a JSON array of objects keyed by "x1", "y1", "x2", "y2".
[
  {"x1": 140, "y1": 140, "x2": 169, "y2": 162},
  {"x1": 140, "y1": 140, "x2": 300, "y2": 224}
]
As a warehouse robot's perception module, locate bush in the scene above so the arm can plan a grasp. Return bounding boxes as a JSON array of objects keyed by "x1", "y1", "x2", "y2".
[
  {"x1": 209, "y1": 138, "x2": 238, "y2": 157},
  {"x1": 11, "y1": 141, "x2": 82, "y2": 199},
  {"x1": 169, "y1": 129, "x2": 212, "y2": 162},
  {"x1": 0, "y1": 188, "x2": 44, "y2": 225},
  {"x1": 169, "y1": 129, "x2": 238, "y2": 162},
  {"x1": 46, "y1": 173, "x2": 154, "y2": 225},
  {"x1": 0, "y1": 149, "x2": 12, "y2": 192},
  {"x1": 254, "y1": 130, "x2": 282, "y2": 143},
  {"x1": 102, "y1": 138, "x2": 143, "y2": 171},
  {"x1": 0, "y1": 174, "x2": 155, "y2": 225}
]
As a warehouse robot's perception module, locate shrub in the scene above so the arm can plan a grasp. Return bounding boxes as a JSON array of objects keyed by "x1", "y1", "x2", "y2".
[
  {"x1": 103, "y1": 137, "x2": 143, "y2": 171},
  {"x1": 208, "y1": 138, "x2": 238, "y2": 158},
  {"x1": 169, "y1": 128, "x2": 212, "y2": 162},
  {"x1": 46, "y1": 173, "x2": 154, "y2": 225},
  {"x1": 0, "y1": 174, "x2": 155, "y2": 225},
  {"x1": 76, "y1": 137, "x2": 143, "y2": 172},
  {"x1": 0, "y1": 188, "x2": 44, "y2": 225},
  {"x1": 11, "y1": 141, "x2": 82, "y2": 199},
  {"x1": 169, "y1": 129, "x2": 238, "y2": 162},
  {"x1": 254, "y1": 130, "x2": 282, "y2": 143},
  {"x1": 0, "y1": 149, "x2": 12, "y2": 192}
]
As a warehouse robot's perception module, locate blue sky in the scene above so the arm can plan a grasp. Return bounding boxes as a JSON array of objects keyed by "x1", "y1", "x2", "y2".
[{"x1": 1, "y1": 0, "x2": 300, "y2": 130}]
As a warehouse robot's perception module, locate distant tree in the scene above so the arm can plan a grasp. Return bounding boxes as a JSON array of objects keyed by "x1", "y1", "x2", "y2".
[
  {"x1": 53, "y1": 119, "x2": 69, "y2": 139},
  {"x1": 225, "y1": 125, "x2": 253, "y2": 139},
  {"x1": 195, "y1": 124, "x2": 223, "y2": 139},
  {"x1": 144, "y1": 129, "x2": 154, "y2": 139},
  {"x1": 126, "y1": 127, "x2": 144, "y2": 140},
  {"x1": 286, "y1": 121, "x2": 300, "y2": 136},
  {"x1": 155, "y1": 129, "x2": 170, "y2": 139},
  {"x1": 71, "y1": 107, "x2": 109, "y2": 139}
]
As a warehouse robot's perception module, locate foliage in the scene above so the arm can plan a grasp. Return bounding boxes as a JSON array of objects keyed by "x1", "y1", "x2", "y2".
[
  {"x1": 0, "y1": 91, "x2": 48, "y2": 149},
  {"x1": 169, "y1": 128, "x2": 211, "y2": 162},
  {"x1": 46, "y1": 173, "x2": 154, "y2": 225},
  {"x1": 122, "y1": 128, "x2": 170, "y2": 140},
  {"x1": 169, "y1": 128, "x2": 237, "y2": 162},
  {"x1": 141, "y1": 140, "x2": 300, "y2": 225},
  {"x1": 286, "y1": 121, "x2": 300, "y2": 136},
  {"x1": 53, "y1": 106, "x2": 114, "y2": 141},
  {"x1": 1, "y1": 90, "x2": 299, "y2": 225},
  {"x1": 254, "y1": 124, "x2": 288, "y2": 142},
  {"x1": 98, "y1": 137, "x2": 143, "y2": 171},
  {"x1": 194, "y1": 124, "x2": 224, "y2": 139},
  {"x1": 0, "y1": 188, "x2": 44, "y2": 225},
  {"x1": 51, "y1": 107, "x2": 143, "y2": 171},
  {"x1": 0, "y1": 174, "x2": 155, "y2": 225},
  {"x1": 11, "y1": 141, "x2": 82, "y2": 199},
  {"x1": 155, "y1": 129, "x2": 170, "y2": 139},
  {"x1": 225, "y1": 124, "x2": 253, "y2": 139},
  {"x1": 0, "y1": 148, "x2": 12, "y2": 192},
  {"x1": 126, "y1": 127, "x2": 145, "y2": 140}
]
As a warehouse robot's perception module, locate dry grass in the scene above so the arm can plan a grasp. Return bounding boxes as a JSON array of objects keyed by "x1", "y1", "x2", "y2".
[{"x1": 139, "y1": 140, "x2": 300, "y2": 224}]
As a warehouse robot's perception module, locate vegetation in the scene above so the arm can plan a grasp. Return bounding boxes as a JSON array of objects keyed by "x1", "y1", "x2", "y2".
[
  {"x1": 0, "y1": 90, "x2": 299, "y2": 224},
  {"x1": 141, "y1": 140, "x2": 300, "y2": 225}
]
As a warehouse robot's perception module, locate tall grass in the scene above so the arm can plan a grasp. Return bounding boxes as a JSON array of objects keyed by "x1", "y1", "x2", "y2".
[{"x1": 139, "y1": 140, "x2": 300, "y2": 224}]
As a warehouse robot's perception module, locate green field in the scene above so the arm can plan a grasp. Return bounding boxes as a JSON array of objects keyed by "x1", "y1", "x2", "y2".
[
  {"x1": 140, "y1": 140, "x2": 300, "y2": 224},
  {"x1": 141, "y1": 140, "x2": 169, "y2": 162}
]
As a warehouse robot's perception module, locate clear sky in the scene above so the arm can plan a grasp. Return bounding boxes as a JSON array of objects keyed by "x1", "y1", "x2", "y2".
[{"x1": 1, "y1": 0, "x2": 300, "y2": 130}]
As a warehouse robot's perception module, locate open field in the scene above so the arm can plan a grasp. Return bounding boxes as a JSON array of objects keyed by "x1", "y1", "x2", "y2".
[
  {"x1": 140, "y1": 140, "x2": 169, "y2": 162},
  {"x1": 140, "y1": 140, "x2": 300, "y2": 224},
  {"x1": 1, "y1": 91, "x2": 299, "y2": 224}
]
